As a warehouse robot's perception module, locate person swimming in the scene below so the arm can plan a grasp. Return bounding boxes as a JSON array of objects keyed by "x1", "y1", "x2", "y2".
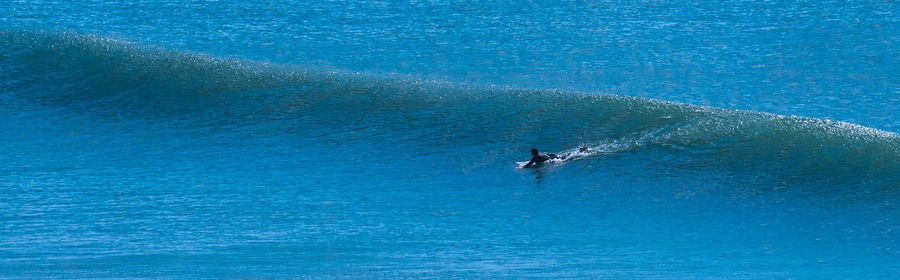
[
  {"x1": 522, "y1": 148, "x2": 560, "y2": 168},
  {"x1": 522, "y1": 147, "x2": 588, "y2": 168}
]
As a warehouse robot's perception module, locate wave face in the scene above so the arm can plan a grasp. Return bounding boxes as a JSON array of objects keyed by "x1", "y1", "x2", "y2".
[{"x1": 2, "y1": 31, "x2": 899, "y2": 278}]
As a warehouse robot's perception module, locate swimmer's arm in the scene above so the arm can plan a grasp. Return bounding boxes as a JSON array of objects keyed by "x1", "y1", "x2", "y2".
[{"x1": 523, "y1": 159, "x2": 537, "y2": 168}]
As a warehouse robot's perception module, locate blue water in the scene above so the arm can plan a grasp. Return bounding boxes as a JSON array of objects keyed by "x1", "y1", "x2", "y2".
[{"x1": 1, "y1": 1, "x2": 898, "y2": 278}]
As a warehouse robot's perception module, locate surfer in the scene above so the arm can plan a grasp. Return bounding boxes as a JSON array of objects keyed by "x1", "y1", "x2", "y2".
[{"x1": 522, "y1": 147, "x2": 588, "y2": 168}]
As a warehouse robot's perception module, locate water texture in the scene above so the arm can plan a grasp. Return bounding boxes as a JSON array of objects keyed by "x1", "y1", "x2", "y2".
[{"x1": 1, "y1": 1, "x2": 898, "y2": 278}]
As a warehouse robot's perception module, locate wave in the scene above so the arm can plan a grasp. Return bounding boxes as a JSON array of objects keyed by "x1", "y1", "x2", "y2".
[{"x1": 3, "y1": 30, "x2": 898, "y2": 187}]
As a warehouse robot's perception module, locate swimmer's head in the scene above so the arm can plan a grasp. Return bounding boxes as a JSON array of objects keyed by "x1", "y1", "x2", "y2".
[{"x1": 531, "y1": 148, "x2": 539, "y2": 156}]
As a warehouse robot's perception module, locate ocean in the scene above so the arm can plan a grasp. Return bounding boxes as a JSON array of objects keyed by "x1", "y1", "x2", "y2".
[{"x1": 1, "y1": 1, "x2": 898, "y2": 278}]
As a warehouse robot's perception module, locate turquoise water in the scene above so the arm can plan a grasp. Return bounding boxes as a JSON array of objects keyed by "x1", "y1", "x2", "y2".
[{"x1": 2, "y1": 1, "x2": 898, "y2": 278}]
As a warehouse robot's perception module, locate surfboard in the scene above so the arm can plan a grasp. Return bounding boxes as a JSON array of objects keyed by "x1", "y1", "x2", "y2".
[
  {"x1": 516, "y1": 159, "x2": 557, "y2": 169},
  {"x1": 517, "y1": 147, "x2": 591, "y2": 169}
]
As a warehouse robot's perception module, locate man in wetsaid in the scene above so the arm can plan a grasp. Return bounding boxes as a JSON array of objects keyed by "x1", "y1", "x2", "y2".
[
  {"x1": 522, "y1": 147, "x2": 589, "y2": 168},
  {"x1": 522, "y1": 148, "x2": 563, "y2": 168}
]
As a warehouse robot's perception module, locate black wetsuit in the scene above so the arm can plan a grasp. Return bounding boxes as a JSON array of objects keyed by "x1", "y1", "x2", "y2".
[{"x1": 523, "y1": 153, "x2": 562, "y2": 168}]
